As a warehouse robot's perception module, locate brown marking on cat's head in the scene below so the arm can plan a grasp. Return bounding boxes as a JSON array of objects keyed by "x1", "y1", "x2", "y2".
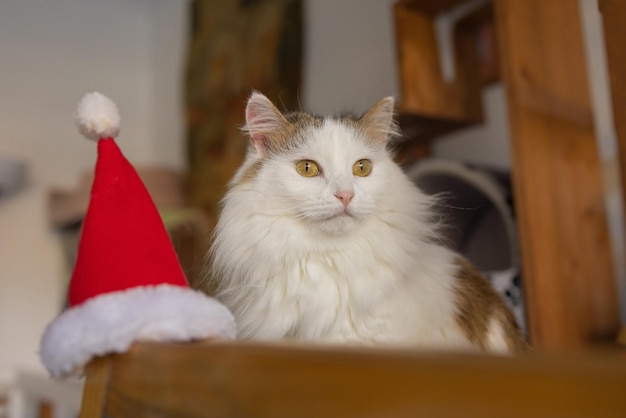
[
  {"x1": 329, "y1": 98, "x2": 399, "y2": 147},
  {"x1": 244, "y1": 92, "x2": 323, "y2": 157},
  {"x1": 283, "y1": 111, "x2": 324, "y2": 150},
  {"x1": 234, "y1": 94, "x2": 328, "y2": 188},
  {"x1": 454, "y1": 257, "x2": 529, "y2": 353},
  {"x1": 236, "y1": 160, "x2": 265, "y2": 186}
]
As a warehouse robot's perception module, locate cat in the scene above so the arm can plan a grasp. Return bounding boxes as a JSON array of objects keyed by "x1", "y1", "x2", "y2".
[{"x1": 205, "y1": 92, "x2": 528, "y2": 354}]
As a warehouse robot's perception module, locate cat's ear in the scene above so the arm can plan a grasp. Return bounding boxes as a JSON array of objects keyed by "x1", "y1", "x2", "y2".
[
  {"x1": 358, "y1": 96, "x2": 399, "y2": 145},
  {"x1": 244, "y1": 92, "x2": 289, "y2": 156}
]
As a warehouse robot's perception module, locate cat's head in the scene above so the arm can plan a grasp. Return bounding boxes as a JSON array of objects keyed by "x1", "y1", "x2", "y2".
[{"x1": 233, "y1": 92, "x2": 402, "y2": 236}]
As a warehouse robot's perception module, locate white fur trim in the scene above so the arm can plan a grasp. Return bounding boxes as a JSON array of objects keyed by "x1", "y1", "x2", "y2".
[
  {"x1": 75, "y1": 92, "x2": 121, "y2": 140},
  {"x1": 40, "y1": 284, "x2": 236, "y2": 378}
]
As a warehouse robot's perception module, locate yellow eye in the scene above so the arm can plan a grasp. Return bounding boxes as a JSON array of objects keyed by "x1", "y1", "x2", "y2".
[
  {"x1": 296, "y1": 160, "x2": 320, "y2": 177},
  {"x1": 352, "y1": 159, "x2": 372, "y2": 177}
]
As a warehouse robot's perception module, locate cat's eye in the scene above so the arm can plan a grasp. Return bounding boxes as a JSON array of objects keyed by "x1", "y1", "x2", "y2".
[
  {"x1": 296, "y1": 160, "x2": 320, "y2": 177},
  {"x1": 353, "y1": 159, "x2": 372, "y2": 177}
]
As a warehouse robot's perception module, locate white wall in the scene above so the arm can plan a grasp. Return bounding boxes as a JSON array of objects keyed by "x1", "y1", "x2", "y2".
[
  {"x1": 147, "y1": 1, "x2": 188, "y2": 171},
  {"x1": 303, "y1": 0, "x2": 399, "y2": 115},
  {"x1": 0, "y1": 0, "x2": 188, "y2": 380},
  {"x1": 432, "y1": 84, "x2": 511, "y2": 169}
]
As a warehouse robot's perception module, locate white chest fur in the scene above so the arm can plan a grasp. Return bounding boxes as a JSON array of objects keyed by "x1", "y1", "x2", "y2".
[{"x1": 212, "y1": 194, "x2": 473, "y2": 350}]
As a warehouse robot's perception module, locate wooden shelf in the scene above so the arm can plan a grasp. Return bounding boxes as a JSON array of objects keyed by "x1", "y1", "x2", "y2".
[{"x1": 393, "y1": 0, "x2": 498, "y2": 165}]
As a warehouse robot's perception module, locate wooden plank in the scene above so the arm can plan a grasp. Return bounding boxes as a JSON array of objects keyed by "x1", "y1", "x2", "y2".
[
  {"x1": 600, "y1": 0, "x2": 626, "y2": 200},
  {"x1": 599, "y1": 0, "x2": 626, "y2": 351},
  {"x1": 79, "y1": 356, "x2": 112, "y2": 418},
  {"x1": 494, "y1": 0, "x2": 620, "y2": 349},
  {"x1": 99, "y1": 341, "x2": 626, "y2": 418}
]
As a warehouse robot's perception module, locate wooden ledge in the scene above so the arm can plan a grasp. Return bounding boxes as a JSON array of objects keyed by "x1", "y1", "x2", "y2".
[{"x1": 81, "y1": 340, "x2": 626, "y2": 418}]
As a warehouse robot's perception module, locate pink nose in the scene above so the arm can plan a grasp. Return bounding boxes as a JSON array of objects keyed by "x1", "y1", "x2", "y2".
[{"x1": 334, "y1": 191, "x2": 354, "y2": 207}]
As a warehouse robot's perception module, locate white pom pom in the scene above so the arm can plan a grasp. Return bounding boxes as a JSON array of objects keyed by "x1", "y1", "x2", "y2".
[{"x1": 75, "y1": 92, "x2": 121, "y2": 141}]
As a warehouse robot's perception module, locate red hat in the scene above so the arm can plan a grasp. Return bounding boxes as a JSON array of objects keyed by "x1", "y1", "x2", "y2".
[{"x1": 40, "y1": 92, "x2": 236, "y2": 378}]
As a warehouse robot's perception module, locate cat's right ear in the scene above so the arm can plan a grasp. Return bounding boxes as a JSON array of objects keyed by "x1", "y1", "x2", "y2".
[
  {"x1": 244, "y1": 92, "x2": 288, "y2": 156},
  {"x1": 358, "y1": 96, "x2": 399, "y2": 146}
]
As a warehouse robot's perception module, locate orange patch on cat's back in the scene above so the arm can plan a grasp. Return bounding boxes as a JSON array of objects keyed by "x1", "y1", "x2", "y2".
[{"x1": 453, "y1": 257, "x2": 529, "y2": 353}]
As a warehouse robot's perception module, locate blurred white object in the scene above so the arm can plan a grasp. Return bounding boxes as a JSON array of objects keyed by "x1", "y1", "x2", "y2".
[
  {"x1": 0, "y1": 157, "x2": 26, "y2": 199},
  {"x1": 8, "y1": 371, "x2": 81, "y2": 418}
]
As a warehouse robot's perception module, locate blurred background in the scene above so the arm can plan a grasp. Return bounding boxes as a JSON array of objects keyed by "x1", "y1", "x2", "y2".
[{"x1": 1, "y1": 0, "x2": 625, "y2": 416}]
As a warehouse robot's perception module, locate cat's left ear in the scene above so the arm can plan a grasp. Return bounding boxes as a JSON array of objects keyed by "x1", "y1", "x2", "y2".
[
  {"x1": 244, "y1": 92, "x2": 289, "y2": 156},
  {"x1": 358, "y1": 96, "x2": 399, "y2": 145}
]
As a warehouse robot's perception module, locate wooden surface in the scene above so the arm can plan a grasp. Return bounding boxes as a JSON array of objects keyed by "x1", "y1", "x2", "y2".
[
  {"x1": 494, "y1": 0, "x2": 620, "y2": 349},
  {"x1": 81, "y1": 340, "x2": 626, "y2": 418}
]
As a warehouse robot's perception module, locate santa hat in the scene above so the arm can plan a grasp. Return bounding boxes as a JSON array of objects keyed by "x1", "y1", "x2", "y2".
[{"x1": 40, "y1": 92, "x2": 236, "y2": 378}]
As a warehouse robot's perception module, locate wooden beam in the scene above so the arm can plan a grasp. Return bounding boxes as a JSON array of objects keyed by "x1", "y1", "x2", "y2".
[
  {"x1": 79, "y1": 356, "x2": 112, "y2": 418},
  {"x1": 494, "y1": 0, "x2": 620, "y2": 349}
]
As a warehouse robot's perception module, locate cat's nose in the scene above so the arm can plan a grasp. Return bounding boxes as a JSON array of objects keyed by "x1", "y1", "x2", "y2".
[{"x1": 334, "y1": 191, "x2": 354, "y2": 207}]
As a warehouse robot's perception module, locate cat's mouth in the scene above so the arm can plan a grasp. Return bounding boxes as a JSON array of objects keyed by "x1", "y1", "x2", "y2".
[
  {"x1": 314, "y1": 209, "x2": 357, "y2": 234},
  {"x1": 327, "y1": 208, "x2": 354, "y2": 220}
]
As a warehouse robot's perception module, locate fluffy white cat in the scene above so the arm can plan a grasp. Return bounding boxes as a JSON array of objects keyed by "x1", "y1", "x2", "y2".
[{"x1": 206, "y1": 92, "x2": 527, "y2": 354}]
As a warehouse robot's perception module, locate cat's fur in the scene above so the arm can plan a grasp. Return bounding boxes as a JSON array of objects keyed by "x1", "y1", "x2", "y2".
[{"x1": 206, "y1": 92, "x2": 527, "y2": 354}]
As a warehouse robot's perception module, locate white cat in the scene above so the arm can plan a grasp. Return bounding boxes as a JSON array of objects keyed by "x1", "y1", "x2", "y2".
[{"x1": 206, "y1": 92, "x2": 527, "y2": 353}]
